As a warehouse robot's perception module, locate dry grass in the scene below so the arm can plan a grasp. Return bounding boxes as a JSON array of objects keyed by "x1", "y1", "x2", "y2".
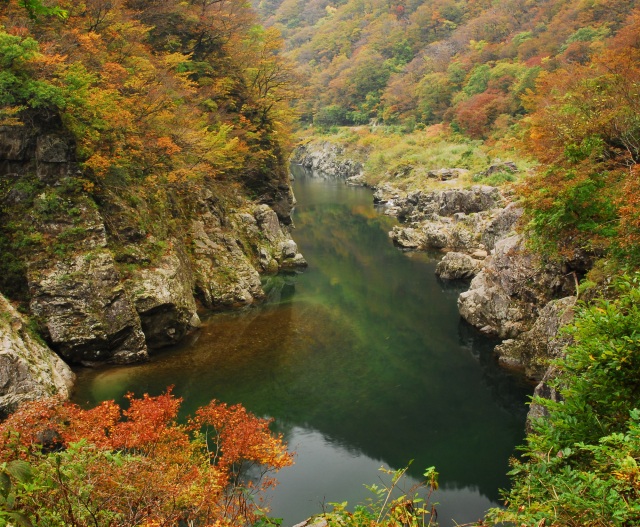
[{"x1": 295, "y1": 124, "x2": 535, "y2": 192}]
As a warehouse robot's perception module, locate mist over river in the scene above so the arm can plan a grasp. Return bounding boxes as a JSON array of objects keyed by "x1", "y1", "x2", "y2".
[{"x1": 73, "y1": 165, "x2": 532, "y2": 526}]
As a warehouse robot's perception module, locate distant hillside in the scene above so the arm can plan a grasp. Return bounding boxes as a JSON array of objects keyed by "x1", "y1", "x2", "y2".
[{"x1": 256, "y1": 0, "x2": 638, "y2": 138}]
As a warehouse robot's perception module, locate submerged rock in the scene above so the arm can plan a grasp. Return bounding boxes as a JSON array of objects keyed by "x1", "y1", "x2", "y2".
[{"x1": 0, "y1": 293, "x2": 74, "y2": 417}]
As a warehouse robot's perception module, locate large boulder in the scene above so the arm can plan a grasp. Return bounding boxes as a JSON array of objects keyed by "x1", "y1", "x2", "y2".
[
  {"x1": 125, "y1": 249, "x2": 201, "y2": 349},
  {"x1": 481, "y1": 203, "x2": 523, "y2": 251},
  {"x1": 27, "y1": 196, "x2": 148, "y2": 364},
  {"x1": 251, "y1": 204, "x2": 307, "y2": 270},
  {"x1": 436, "y1": 252, "x2": 482, "y2": 280},
  {"x1": 191, "y1": 216, "x2": 265, "y2": 309},
  {"x1": 0, "y1": 293, "x2": 74, "y2": 417},
  {"x1": 29, "y1": 249, "x2": 148, "y2": 364},
  {"x1": 437, "y1": 185, "x2": 502, "y2": 216}
]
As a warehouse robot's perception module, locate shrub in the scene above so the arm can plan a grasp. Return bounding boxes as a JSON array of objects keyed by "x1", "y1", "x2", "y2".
[{"x1": 0, "y1": 390, "x2": 293, "y2": 527}]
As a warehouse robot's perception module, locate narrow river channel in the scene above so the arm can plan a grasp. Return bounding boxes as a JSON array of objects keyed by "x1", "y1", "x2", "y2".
[{"x1": 72, "y1": 166, "x2": 532, "y2": 526}]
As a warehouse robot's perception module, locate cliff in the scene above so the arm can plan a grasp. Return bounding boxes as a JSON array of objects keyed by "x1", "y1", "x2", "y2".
[
  {"x1": 1, "y1": 117, "x2": 305, "y2": 368},
  {"x1": 0, "y1": 292, "x2": 74, "y2": 418}
]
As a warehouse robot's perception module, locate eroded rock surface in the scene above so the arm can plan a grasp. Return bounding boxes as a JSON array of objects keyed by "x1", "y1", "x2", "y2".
[
  {"x1": 125, "y1": 249, "x2": 200, "y2": 349},
  {"x1": 1, "y1": 119, "x2": 306, "y2": 369},
  {"x1": 292, "y1": 141, "x2": 363, "y2": 179},
  {"x1": 386, "y1": 186, "x2": 514, "y2": 261},
  {"x1": 495, "y1": 296, "x2": 576, "y2": 378},
  {"x1": 436, "y1": 252, "x2": 482, "y2": 280},
  {"x1": 457, "y1": 235, "x2": 574, "y2": 338},
  {"x1": 0, "y1": 293, "x2": 74, "y2": 417},
  {"x1": 26, "y1": 195, "x2": 148, "y2": 364}
]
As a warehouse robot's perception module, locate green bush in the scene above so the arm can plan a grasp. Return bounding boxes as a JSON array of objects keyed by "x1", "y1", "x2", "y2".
[{"x1": 488, "y1": 274, "x2": 640, "y2": 526}]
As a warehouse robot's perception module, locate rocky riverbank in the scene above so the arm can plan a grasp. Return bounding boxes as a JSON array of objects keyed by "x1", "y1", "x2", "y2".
[
  {"x1": 0, "y1": 116, "x2": 307, "y2": 415},
  {"x1": 293, "y1": 141, "x2": 586, "y2": 423},
  {"x1": 291, "y1": 140, "x2": 364, "y2": 182}
]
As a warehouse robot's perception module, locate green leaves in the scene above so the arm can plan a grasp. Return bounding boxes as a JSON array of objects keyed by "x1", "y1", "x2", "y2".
[
  {"x1": 18, "y1": 0, "x2": 68, "y2": 21},
  {"x1": 489, "y1": 273, "x2": 640, "y2": 526},
  {"x1": 0, "y1": 460, "x2": 35, "y2": 527}
]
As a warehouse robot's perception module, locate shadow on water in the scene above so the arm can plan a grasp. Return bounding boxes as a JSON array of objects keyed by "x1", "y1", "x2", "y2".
[{"x1": 72, "y1": 166, "x2": 532, "y2": 526}]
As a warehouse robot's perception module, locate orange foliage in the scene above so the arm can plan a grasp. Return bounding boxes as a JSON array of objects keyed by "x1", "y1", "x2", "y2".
[
  {"x1": 0, "y1": 0, "x2": 298, "y2": 195},
  {"x1": 0, "y1": 391, "x2": 293, "y2": 527},
  {"x1": 516, "y1": 8, "x2": 640, "y2": 256}
]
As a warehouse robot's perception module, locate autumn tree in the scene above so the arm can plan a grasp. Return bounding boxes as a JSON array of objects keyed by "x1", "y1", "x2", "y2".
[
  {"x1": 518, "y1": 9, "x2": 640, "y2": 259},
  {"x1": 0, "y1": 391, "x2": 293, "y2": 527}
]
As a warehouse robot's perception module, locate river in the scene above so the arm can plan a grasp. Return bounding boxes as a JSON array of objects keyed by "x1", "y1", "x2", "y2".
[{"x1": 72, "y1": 166, "x2": 532, "y2": 526}]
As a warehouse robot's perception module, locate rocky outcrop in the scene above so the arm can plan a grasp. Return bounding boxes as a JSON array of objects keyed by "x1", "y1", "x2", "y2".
[
  {"x1": 0, "y1": 293, "x2": 74, "y2": 417},
  {"x1": 386, "y1": 186, "x2": 513, "y2": 262},
  {"x1": 240, "y1": 204, "x2": 307, "y2": 272},
  {"x1": 26, "y1": 195, "x2": 149, "y2": 365},
  {"x1": 1, "y1": 117, "x2": 306, "y2": 367},
  {"x1": 125, "y1": 249, "x2": 201, "y2": 349},
  {"x1": 494, "y1": 296, "x2": 576, "y2": 378},
  {"x1": 436, "y1": 252, "x2": 482, "y2": 280},
  {"x1": 457, "y1": 235, "x2": 573, "y2": 338},
  {"x1": 292, "y1": 141, "x2": 363, "y2": 179}
]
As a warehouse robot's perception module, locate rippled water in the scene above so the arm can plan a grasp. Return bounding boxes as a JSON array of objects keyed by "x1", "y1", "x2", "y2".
[{"x1": 72, "y1": 166, "x2": 531, "y2": 526}]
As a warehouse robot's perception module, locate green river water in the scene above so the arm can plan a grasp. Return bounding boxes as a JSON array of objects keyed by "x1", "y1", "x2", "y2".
[{"x1": 72, "y1": 166, "x2": 532, "y2": 526}]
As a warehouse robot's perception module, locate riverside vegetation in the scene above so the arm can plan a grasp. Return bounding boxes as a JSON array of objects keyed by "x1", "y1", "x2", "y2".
[{"x1": 2, "y1": 0, "x2": 640, "y2": 526}]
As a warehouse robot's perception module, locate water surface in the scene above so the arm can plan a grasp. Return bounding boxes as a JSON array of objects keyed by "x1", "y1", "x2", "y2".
[{"x1": 73, "y1": 167, "x2": 531, "y2": 526}]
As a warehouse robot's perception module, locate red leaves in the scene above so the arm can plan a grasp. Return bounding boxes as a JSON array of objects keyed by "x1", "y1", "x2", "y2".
[
  {"x1": 0, "y1": 390, "x2": 293, "y2": 526},
  {"x1": 193, "y1": 400, "x2": 293, "y2": 471}
]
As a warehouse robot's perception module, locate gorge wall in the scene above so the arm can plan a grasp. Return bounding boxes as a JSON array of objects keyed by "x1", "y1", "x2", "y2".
[{"x1": 0, "y1": 115, "x2": 306, "y2": 414}]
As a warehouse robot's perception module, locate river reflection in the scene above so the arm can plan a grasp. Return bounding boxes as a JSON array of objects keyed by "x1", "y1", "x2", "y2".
[{"x1": 72, "y1": 167, "x2": 531, "y2": 526}]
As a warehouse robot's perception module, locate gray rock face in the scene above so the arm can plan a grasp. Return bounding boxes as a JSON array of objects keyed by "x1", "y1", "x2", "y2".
[
  {"x1": 241, "y1": 204, "x2": 308, "y2": 272},
  {"x1": 23, "y1": 190, "x2": 149, "y2": 364},
  {"x1": 387, "y1": 187, "x2": 510, "y2": 258},
  {"x1": 494, "y1": 296, "x2": 576, "y2": 378},
  {"x1": 457, "y1": 235, "x2": 572, "y2": 338},
  {"x1": 390, "y1": 227, "x2": 427, "y2": 249},
  {"x1": 438, "y1": 185, "x2": 502, "y2": 216},
  {"x1": 125, "y1": 249, "x2": 201, "y2": 349},
  {"x1": 481, "y1": 202, "x2": 523, "y2": 251},
  {"x1": 1, "y1": 121, "x2": 307, "y2": 370},
  {"x1": 436, "y1": 252, "x2": 482, "y2": 280},
  {"x1": 29, "y1": 249, "x2": 148, "y2": 364},
  {"x1": 191, "y1": 217, "x2": 265, "y2": 309},
  {"x1": 0, "y1": 293, "x2": 75, "y2": 417},
  {"x1": 527, "y1": 366, "x2": 563, "y2": 430},
  {"x1": 292, "y1": 142, "x2": 363, "y2": 179}
]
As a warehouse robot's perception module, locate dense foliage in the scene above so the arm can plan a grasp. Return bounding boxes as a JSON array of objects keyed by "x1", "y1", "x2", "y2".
[
  {"x1": 488, "y1": 274, "x2": 640, "y2": 526},
  {"x1": 0, "y1": 0, "x2": 297, "y2": 190},
  {"x1": 0, "y1": 0, "x2": 301, "y2": 302},
  {"x1": 0, "y1": 391, "x2": 292, "y2": 527},
  {"x1": 254, "y1": 0, "x2": 640, "y2": 262},
  {"x1": 257, "y1": 0, "x2": 639, "y2": 137},
  {"x1": 518, "y1": 12, "x2": 640, "y2": 260}
]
